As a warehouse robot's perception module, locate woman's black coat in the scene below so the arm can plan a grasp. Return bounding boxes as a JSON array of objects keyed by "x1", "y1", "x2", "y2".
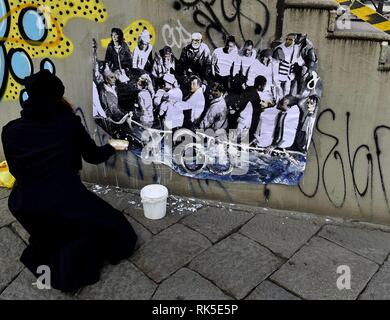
[
  {"x1": 105, "y1": 42, "x2": 133, "y2": 73},
  {"x1": 1, "y1": 101, "x2": 137, "y2": 292}
]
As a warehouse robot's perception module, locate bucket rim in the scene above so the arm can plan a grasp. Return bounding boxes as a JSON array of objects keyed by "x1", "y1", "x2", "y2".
[{"x1": 140, "y1": 184, "x2": 169, "y2": 199}]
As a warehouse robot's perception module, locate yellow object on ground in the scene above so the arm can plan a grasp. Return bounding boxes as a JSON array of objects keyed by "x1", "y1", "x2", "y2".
[{"x1": 0, "y1": 161, "x2": 15, "y2": 189}]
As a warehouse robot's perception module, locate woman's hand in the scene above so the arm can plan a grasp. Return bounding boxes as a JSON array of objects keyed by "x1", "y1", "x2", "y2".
[{"x1": 108, "y1": 139, "x2": 129, "y2": 151}]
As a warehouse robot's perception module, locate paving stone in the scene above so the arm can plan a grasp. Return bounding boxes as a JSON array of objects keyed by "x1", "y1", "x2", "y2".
[
  {"x1": 124, "y1": 215, "x2": 153, "y2": 250},
  {"x1": 246, "y1": 280, "x2": 301, "y2": 300},
  {"x1": 131, "y1": 224, "x2": 211, "y2": 283},
  {"x1": 239, "y1": 214, "x2": 322, "y2": 258},
  {"x1": 0, "y1": 198, "x2": 15, "y2": 228},
  {"x1": 260, "y1": 207, "x2": 330, "y2": 225},
  {"x1": 204, "y1": 202, "x2": 332, "y2": 225},
  {"x1": 181, "y1": 207, "x2": 254, "y2": 243},
  {"x1": 0, "y1": 228, "x2": 26, "y2": 292},
  {"x1": 0, "y1": 269, "x2": 76, "y2": 300},
  {"x1": 189, "y1": 233, "x2": 282, "y2": 300},
  {"x1": 152, "y1": 268, "x2": 231, "y2": 300},
  {"x1": 319, "y1": 225, "x2": 390, "y2": 264},
  {"x1": 92, "y1": 186, "x2": 140, "y2": 212},
  {"x1": 0, "y1": 188, "x2": 11, "y2": 200},
  {"x1": 78, "y1": 261, "x2": 156, "y2": 300},
  {"x1": 270, "y1": 237, "x2": 379, "y2": 300},
  {"x1": 125, "y1": 207, "x2": 190, "y2": 235},
  {"x1": 359, "y1": 257, "x2": 390, "y2": 300},
  {"x1": 10, "y1": 221, "x2": 30, "y2": 244}
]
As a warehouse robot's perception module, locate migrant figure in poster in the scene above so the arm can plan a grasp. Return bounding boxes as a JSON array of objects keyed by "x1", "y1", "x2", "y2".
[
  {"x1": 104, "y1": 28, "x2": 133, "y2": 83},
  {"x1": 152, "y1": 46, "x2": 177, "y2": 79},
  {"x1": 155, "y1": 73, "x2": 184, "y2": 131},
  {"x1": 200, "y1": 82, "x2": 228, "y2": 131},
  {"x1": 178, "y1": 32, "x2": 212, "y2": 82},
  {"x1": 235, "y1": 40, "x2": 257, "y2": 82},
  {"x1": 211, "y1": 36, "x2": 240, "y2": 90},
  {"x1": 133, "y1": 30, "x2": 154, "y2": 72},
  {"x1": 92, "y1": 25, "x2": 322, "y2": 185}
]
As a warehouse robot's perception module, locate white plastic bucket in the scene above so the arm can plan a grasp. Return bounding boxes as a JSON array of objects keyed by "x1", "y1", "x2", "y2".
[{"x1": 140, "y1": 184, "x2": 169, "y2": 220}]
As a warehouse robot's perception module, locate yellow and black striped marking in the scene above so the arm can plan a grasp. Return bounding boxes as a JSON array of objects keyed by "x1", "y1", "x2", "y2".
[{"x1": 337, "y1": 0, "x2": 390, "y2": 35}]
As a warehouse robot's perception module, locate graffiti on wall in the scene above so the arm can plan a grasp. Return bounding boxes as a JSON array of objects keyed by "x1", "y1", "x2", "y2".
[
  {"x1": 171, "y1": 0, "x2": 271, "y2": 49},
  {"x1": 162, "y1": 20, "x2": 192, "y2": 49},
  {"x1": 0, "y1": 0, "x2": 108, "y2": 101},
  {"x1": 297, "y1": 108, "x2": 390, "y2": 215}
]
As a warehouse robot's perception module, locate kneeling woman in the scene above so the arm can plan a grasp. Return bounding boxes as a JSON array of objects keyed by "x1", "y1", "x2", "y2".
[{"x1": 1, "y1": 70, "x2": 137, "y2": 292}]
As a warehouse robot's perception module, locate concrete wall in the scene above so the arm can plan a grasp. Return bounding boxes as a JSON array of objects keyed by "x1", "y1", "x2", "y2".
[
  {"x1": 278, "y1": 0, "x2": 390, "y2": 224},
  {"x1": 2, "y1": 0, "x2": 390, "y2": 224}
]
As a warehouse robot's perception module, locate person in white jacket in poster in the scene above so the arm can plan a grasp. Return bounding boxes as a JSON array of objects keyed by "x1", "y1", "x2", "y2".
[
  {"x1": 235, "y1": 40, "x2": 257, "y2": 79},
  {"x1": 134, "y1": 74, "x2": 155, "y2": 128},
  {"x1": 200, "y1": 82, "x2": 228, "y2": 131},
  {"x1": 155, "y1": 73, "x2": 184, "y2": 130},
  {"x1": 273, "y1": 33, "x2": 305, "y2": 97},
  {"x1": 211, "y1": 35, "x2": 239, "y2": 88},
  {"x1": 247, "y1": 49, "x2": 279, "y2": 101},
  {"x1": 271, "y1": 95, "x2": 301, "y2": 149},
  {"x1": 236, "y1": 76, "x2": 274, "y2": 142},
  {"x1": 180, "y1": 76, "x2": 206, "y2": 127}
]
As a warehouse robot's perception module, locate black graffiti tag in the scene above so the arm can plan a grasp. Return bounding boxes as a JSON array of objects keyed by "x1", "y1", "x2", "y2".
[
  {"x1": 173, "y1": 0, "x2": 270, "y2": 48},
  {"x1": 298, "y1": 108, "x2": 390, "y2": 215}
]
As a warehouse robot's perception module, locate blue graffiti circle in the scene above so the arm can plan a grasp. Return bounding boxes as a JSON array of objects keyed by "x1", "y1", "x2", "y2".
[
  {"x1": 19, "y1": 8, "x2": 48, "y2": 42},
  {"x1": 8, "y1": 48, "x2": 34, "y2": 83},
  {"x1": 40, "y1": 58, "x2": 56, "y2": 74},
  {"x1": 0, "y1": 43, "x2": 8, "y2": 99},
  {"x1": 0, "y1": 0, "x2": 10, "y2": 40}
]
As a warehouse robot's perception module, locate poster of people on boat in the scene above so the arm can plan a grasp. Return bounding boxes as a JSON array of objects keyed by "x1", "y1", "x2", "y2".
[{"x1": 92, "y1": 23, "x2": 322, "y2": 185}]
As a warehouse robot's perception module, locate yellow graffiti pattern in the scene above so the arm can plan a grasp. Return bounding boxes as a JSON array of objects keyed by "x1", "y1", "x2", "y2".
[{"x1": 2, "y1": 0, "x2": 108, "y2": 101}]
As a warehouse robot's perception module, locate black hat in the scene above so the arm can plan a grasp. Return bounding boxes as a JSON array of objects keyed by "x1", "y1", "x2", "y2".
[{"x1": 24, "y1": 70, "x2": 65, "y2": 101}]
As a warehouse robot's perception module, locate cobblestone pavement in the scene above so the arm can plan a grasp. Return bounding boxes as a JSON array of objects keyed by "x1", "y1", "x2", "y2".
[{"x1": 1, "y1": 183, "x2": 390, "y2": 300}]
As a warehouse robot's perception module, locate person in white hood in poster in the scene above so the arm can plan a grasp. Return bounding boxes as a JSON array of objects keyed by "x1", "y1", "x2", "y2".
[
  {"x1": 134, "y1": 74, "x2": 154, "y2": 128},
  {"x1": 155, "y1": 74, "x2": 184, "y2": 130},
  {"x1": 132, "y1": 30, "x2": 153, "y2": 72}
]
